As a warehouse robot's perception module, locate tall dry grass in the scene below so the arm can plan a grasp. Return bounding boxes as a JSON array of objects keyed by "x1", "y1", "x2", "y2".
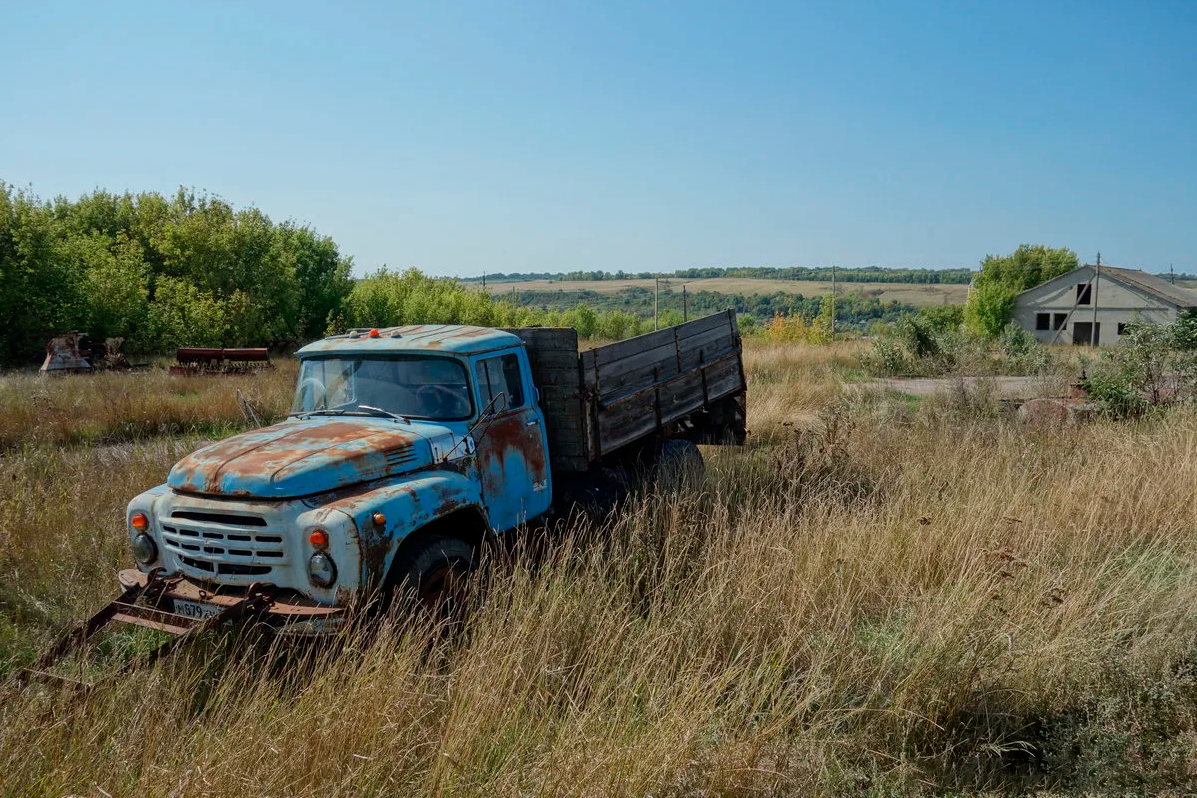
[
  {"x1": 1, "y1": 341, "x2": 1196, "y2": 794},
  {"x1": 0, "y1": 362, "x2": 297, "y2": 451}
]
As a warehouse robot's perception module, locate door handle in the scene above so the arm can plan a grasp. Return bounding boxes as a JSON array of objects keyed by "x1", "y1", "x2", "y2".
[{"x1": 526, "y1": 418, "x2": 541, "y2": 427}]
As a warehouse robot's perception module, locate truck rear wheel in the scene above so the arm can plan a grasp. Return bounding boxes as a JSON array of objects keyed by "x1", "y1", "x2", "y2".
[
  {"x1": 388, "y1": 536, "x2": 477, "y2": 608},
  {"x1": 655, "y1": 439, "x2": 705, "y2": 489}
]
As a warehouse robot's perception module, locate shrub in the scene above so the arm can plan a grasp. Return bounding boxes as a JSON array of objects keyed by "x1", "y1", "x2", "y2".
[
  {"x1": 1081, "y1": 314, "x2": 1197, "y2": 417},
  {"x1": 762, "y1": 295, "x2": 836, "y2": 344},
  {"x1": 861, "y1": 316, "x2": 1054, "y2": 378},
  {"x1": 916, "y1": 303, "x2": 964, "y2": 333}
]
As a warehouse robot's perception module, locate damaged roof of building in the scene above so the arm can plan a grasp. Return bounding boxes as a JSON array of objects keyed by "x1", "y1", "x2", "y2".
[
  {"x1": 1094, "y1": 266, "x2": 1197, "y2": 308},
  {"x1": 1016, "y1": 265, "x2": 1197, "y2": 309}
]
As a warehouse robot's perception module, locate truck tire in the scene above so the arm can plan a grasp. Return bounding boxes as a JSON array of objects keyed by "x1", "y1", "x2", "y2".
[
  {"x1": 388, "y1": 536, "x2": 477, "y2": 608},
  {"x1": 655, "y1": 439, "x2": 705, "y2": 489},
  {"x1": 552, "y1": 467, "x2": 633, "y2": 523}
]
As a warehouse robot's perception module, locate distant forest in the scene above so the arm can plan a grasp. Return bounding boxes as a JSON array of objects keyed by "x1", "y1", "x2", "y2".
[
  {"x1": 465, "y1": 266, "x2": 975, "y2": 284},
  {"x1": 505, "y1": 287, "x2": 915, "y2": 330}
]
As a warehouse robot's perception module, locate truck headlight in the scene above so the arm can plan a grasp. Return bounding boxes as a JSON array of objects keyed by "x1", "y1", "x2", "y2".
[
  {"x1": 308, "y1": 552, "x2": 337, "y2": 587},
  {"x1": 132, "y1": 533, "x2": 158, "y2": 564}
]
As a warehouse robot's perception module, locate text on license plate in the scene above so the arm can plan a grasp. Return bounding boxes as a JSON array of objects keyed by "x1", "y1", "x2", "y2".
[{"x1": 173, "y1": 599, "x2": 221, "y2": 620}]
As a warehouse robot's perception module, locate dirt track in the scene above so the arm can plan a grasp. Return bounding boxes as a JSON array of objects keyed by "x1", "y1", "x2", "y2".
[{"x1": 872, "y1": 375, "x2": 1065, "y2": 399}]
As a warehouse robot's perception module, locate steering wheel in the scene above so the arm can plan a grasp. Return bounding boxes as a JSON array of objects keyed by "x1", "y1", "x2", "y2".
[
  {"x1": 295, "y1": 377, "x2": 326, "y2": 411},
  {"x1": 416, "y1": 384, "x2": 470, "y2": 417}
]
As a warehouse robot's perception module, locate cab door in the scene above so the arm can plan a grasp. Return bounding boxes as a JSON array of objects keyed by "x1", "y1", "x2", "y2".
[{"x1": 471, "y1": 349, "x2": 551, "y2": 532}]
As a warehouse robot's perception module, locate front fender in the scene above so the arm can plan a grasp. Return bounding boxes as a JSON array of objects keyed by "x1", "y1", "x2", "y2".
[{"x1": 320, "y1": 470, "x2": 487, "y2": 591}]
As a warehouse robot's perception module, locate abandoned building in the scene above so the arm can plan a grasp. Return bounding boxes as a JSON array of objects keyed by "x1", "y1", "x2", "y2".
[{"x1": 1011, "y1": 265, "x2": 1197, "y2": 346}]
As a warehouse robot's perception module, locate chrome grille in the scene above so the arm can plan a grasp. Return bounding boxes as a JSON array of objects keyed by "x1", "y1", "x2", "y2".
[{"x1": 161, "y1": 509, "x2": 287, "y2": 578}]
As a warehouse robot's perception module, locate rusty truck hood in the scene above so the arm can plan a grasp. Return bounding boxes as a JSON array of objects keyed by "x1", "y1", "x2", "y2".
[{"x1": 168, "y1": 417, "x2": 460, "y2": 498}]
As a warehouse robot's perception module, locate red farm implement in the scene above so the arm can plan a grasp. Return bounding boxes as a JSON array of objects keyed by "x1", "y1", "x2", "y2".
[{"x1": 170, "y1": 347, "x2": 274, "y2": 376}]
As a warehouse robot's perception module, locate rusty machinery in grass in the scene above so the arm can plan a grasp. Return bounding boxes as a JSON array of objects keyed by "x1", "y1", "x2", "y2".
[
  {"x1": 170, "y1": 347, "x2": 275, "y2": 376},
  {"x1": 23, "y1": 314, "x2": 748, "y2": 689},
  {"x1": 39, "y1": 332, "x2": 135, "y2": 374}
]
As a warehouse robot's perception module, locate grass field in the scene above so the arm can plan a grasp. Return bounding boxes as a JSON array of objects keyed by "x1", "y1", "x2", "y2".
[
  {"x1": 3, "y1": 342, "x2": 1197, "y2": 794},
  {"x1": 483, "y1": 277, "x2": 969, "y2": 307}
]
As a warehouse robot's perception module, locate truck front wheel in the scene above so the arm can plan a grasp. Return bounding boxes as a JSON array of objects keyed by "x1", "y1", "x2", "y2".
[{"x1": 387, "y1": 536, "x2": 477, "y2": 608}]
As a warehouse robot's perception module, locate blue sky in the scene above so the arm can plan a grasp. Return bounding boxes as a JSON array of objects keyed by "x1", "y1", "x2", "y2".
[{"x1": 2, "y1": 1, "x2": 1195, "y2": 276}]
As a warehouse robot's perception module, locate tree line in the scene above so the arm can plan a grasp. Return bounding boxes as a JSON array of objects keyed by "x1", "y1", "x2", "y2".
[
  {"x1": 336, "y1": 268, "x2": 658, "y2": 341},
  {"x1": 2, "y1": 181, "x2": 979, "y2": 369},
  {"x1": 470, "y1": 265, "x2": 974, "y2": 284},
  {"x1": 505, "y1": 286, "x2": 916, "y2": 331}
]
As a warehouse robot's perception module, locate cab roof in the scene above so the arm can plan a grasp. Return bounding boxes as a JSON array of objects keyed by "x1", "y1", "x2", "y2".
[{"x1": 297, "y1": 325, "x2": 523, "y2": 357}]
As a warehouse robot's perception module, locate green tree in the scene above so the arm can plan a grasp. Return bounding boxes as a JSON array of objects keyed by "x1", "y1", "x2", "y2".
[
  {"x1": 0, "y1": 184, "x2": 87, "y2": 363},
  {"x1": 964, "y1": 279, "x2": 1018, "y2": 338},
  {"x1": 0, "y1": 183, "x2": 356, "y2": 364},
  {"x1": 965, "y1": 244, "x2": 1078, "y2": 337},
  {"x1": 78, "y1": 233, "x2": 151, "y2": 342},
  {"x1": 145, "y1": 277, "x2": 230, "y2": 348},
  {"x1": 571, "y1": 302, "x2": 597, "y2": 339},
  {"x1": 274, "y1": 223, "x2": 352, "y2": 339}
]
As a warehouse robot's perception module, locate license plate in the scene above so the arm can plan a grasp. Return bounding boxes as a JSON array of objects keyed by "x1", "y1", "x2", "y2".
[{"x1": 173, "y1": 599, "x2": 221, "y2": 621}]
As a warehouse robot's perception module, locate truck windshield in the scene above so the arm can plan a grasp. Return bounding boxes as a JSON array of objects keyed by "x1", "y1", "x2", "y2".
[{"x1": 291, "y1": 356, "x2": 473, "y2": 421}]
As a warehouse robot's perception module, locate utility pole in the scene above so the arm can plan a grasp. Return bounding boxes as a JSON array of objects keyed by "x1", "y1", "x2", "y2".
[
  {"x1": 1091, "y1": 252, "x2": 1101, "y2": 348},
  {"x1": 682, "y1": 284, "x2": 688, "y2": 322},
  {"x1": 1171, "y1": 263, "x2": 1176, "y2": 285},
  {"x1": 830, "y1": 264, "x2": 837, "y2": 335},
  {"x1": 654, "y1": 276, "x2": 660, "y2": 330}
]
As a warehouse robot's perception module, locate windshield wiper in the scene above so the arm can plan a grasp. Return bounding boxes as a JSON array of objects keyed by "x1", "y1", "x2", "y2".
[
  {"x1": 352, "y1": 405, "x2": 411, "y2": 423},
  {"x1": 290, "y1": 409, "x2": 347, "y2": 418}
]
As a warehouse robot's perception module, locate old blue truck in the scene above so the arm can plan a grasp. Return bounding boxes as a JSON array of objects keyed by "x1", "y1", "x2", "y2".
[{"x1": 26, "y1": 314, "x2": 746, "y2": 678}]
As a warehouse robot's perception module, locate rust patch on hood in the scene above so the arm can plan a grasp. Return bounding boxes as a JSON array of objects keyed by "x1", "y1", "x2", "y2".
[{"x1": 168, "y1": 419, "x2": 432, "y2": 498}]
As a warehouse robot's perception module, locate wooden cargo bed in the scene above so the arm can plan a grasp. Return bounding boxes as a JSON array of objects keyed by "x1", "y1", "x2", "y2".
[{"x1": 507, "y1": 310, "x2": 746, "y2": 473}]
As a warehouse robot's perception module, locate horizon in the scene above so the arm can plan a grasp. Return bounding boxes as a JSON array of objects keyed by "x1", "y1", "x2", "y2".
[{"x1": 3, "y1": 1, "x2": 1195, "y2": 278}]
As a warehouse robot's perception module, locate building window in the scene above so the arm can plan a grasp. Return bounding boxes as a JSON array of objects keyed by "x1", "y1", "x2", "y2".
[
  {"x1": 1053, "y1": 313, "x2": 1067, "y2": 330},
  {"x1": 1117, "y1": 322, "x2": 1127, "y2": 336},
  {"x1": 1077, "y1": 283, "x2": 1092, "y2": 305},
  {"x1": 1035, "y1": 313, "x2": 1050, "y2": 331}
]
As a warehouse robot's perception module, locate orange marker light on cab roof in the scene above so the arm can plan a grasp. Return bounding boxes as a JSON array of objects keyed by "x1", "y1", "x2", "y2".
[
  {"x1": 130, "y1": 512, "x2": 149, "y2": 532},
  {"x1": 309, "y1": 529, "x2": 329, "y2": 548},
  {"x1": 369, "y1": 328, "x2": 380, "y2": 338}
]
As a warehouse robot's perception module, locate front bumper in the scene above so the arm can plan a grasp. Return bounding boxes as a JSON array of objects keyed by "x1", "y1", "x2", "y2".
[{"x1": 118, "y1": 569, "x2": 345, "y2": 636}]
